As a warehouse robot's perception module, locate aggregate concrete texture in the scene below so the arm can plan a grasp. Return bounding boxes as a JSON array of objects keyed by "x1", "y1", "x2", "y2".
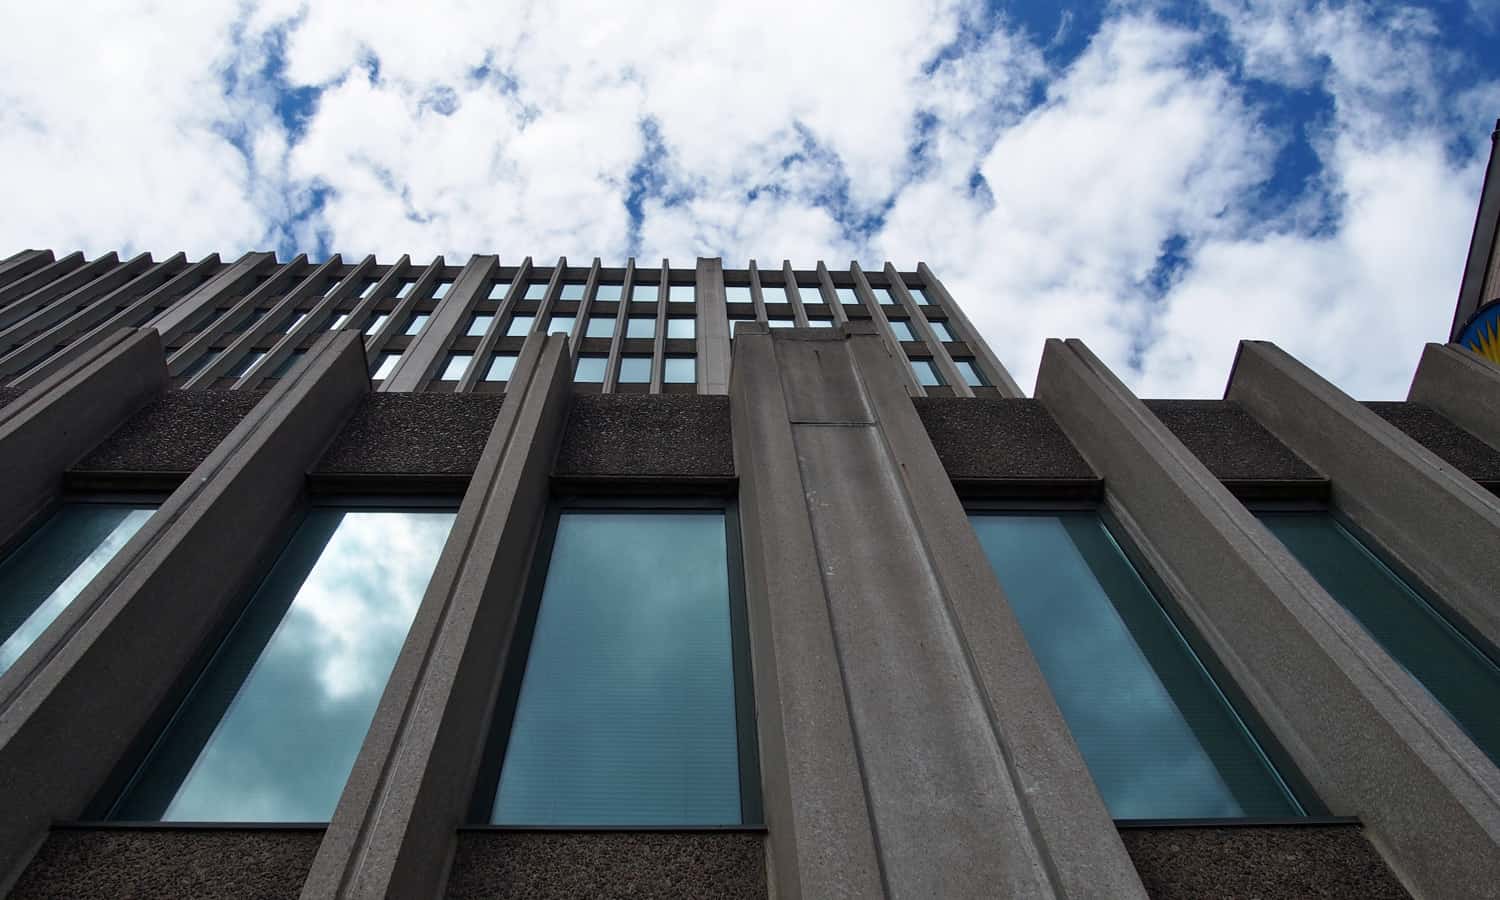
[
  {"x1": 76, "y1": 389, "x2": 267, "y2": 472},
  {"x1": 315, "y1": 393, "x2": 506, "y2": 474},
  {"x1": 912, "y1": 397, "x2": 1095, "y2": 480},
  {"x1": 554, "y1": 393, "x2": 733, "y2": 477},
  {"x1": 1409, "y1": 343, "x2": 1500, "y2": 452},
  {"x1": 1365, "y1": 400, "x2": 1500, "y2": 488},
  {"x1": 1142, "y1": 399, "x2": 1322, "y2": 484}
]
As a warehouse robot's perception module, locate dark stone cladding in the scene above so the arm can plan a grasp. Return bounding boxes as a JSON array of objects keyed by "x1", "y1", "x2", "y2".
[
  {"x1": 1365, "y1": 401, "x2": 1500, "y2": 487},
  {"x1": 553, "y1": 394, "x2": 734, "y2": 478},
  {"x1": 912, "y1": 398, "x2": 1096, "y2": 480},
  {"x1": 314, "y1": 393, "x2": 506, "y2": 474},
  {"x1": 447, "y1": 831, "x2": 766, "y2": 899},
  {"x1": 1144, "y1": 400, "x2": 1323, "y2": 483},
  {"x1": 74, "y1": 390, "x2": 268, "y2": 472},
  {"x1": 1119, "y1": 824, "x2": 1411, "y2": 899},
  {"x1": 9, "y1": 827, "x2": 323, "y2": 899}
]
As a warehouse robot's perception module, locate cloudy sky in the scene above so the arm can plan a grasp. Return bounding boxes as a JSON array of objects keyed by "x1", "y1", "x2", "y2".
[{"x1": 2, "y1": 0, "x2": 1497, "y2": 397}]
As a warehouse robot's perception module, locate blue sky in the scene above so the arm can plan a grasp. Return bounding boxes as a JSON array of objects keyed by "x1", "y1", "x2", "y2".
[{"x1": 2, "y1": 0, "x2": 1498, "y2": 397}]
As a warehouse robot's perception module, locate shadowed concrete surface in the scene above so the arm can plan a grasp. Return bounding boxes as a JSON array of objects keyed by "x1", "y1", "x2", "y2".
[
  {"x1": 554, "y1": 394, "x2": 733, "y2": 477},
  {"x1": 1143, "y1": 400, "x2": 1322, "y2": 483},
  {"x1": 9, "y1": 828, "x2": 323, "y2": 899},
  {"x1": 446, "y1": 831, "x2": 766, "y2": 900},
  {"x1": 913, "y1": 397, "x2": 1095, "y2": 480},
  {"x1": 315, "y1": 393, "x2": 506, "y2": 474},
  {"x1": 75, "y1": 390, "x2": 267, "y2": 472},
  {"x1": 1120, "y1": 824, "x2": 1412, "y2": 899},
  {"x1": 1365, "y1": 400, "x2": 1500, "y2": 489}
]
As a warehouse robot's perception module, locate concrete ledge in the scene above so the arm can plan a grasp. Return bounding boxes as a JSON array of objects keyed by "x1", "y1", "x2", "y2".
[
  {"x1": 0, "y1": 327, "x2": 166, "y2": 549},
  {"x1": 315, "y1": 394, "x2": 507, "y2": 475},
  {"x1": 1365, "y1": 401, "x2": 1500, "y2": 489},
  {"x1": 302, "y1": 333, "x2": 572, "y2": 900},
  {"x1": 1409, "y1": 342, "x2": 1500, "y2": 453},
  {"x1": 447, "y1": 830, "x2": 766, "y2": 900},
  {"x1": 1036, "y1": 338, "x2": 1500, "y2": 900},
  {"x1": 0, "y1": 331, "x2": 369, "y2": 891},
  {"x1": 912, "y1": 397, "x2": 1096, "y2": 481},
  {"x1": 1228, "y1": 339, "x2": 1500, "y2": 653},
  {"x1": 74, "y1": 390, "x2": 268, "y2": 474},
  {"x1": 554, "y1": 394, "x2": 732, "y2": 478}
]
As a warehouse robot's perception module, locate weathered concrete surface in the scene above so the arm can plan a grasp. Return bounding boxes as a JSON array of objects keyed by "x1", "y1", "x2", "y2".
[{"x1": 1409, "y1": 342, "x2": 1500, "y2": 454}]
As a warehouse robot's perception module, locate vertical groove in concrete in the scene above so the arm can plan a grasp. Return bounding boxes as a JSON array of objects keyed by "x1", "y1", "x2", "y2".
[
  {"x1": 0, "y1": 327, "x2": 167, "y2": 550},
  {"x1": 1228, "y1": 339, "x2": 1500, "y2": 653},
  {"x1": 0, "y1": 330, "x2": 370, "y2": 894},
  {"x1": 1037, "y1": 337, "x2": 1500, "y2": 900},
  {"x1": 1408, "y1": 342, "x2": 1500, "y2": 454},
  {"x1": 697, "y1": 257, "x2": 729, "y2": 394},
  {"x1": 302, "y1": 333, "x2": 572, "y2": 900}
]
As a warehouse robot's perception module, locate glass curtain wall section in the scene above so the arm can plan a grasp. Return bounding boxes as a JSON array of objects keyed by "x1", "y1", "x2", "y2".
[
  {"x1": 969, "y1": 512, "x2": 1303, "y2": 819},
  {"x1": 487, "y1": 508, "x2": 750, "y2": 826},
  {"x1": 1259, "y1": 512, "x2": 1500, "y2": 766},
  {"x1": 109, "y1": 507, "x2": 454, "y2": 822},
  {"x1": 0, "y1": 503, "x2": 154, "y2": 677}
]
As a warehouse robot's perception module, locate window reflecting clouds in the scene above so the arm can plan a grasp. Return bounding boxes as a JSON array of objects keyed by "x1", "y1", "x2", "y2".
[{"x1": 112, "y1": 509, "x2": 454, "y2": 822}]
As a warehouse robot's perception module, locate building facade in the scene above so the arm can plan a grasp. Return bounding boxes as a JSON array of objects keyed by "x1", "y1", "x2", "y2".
[{"x1": 0, "y1": 217, "x2": 1497, "y2": 898}]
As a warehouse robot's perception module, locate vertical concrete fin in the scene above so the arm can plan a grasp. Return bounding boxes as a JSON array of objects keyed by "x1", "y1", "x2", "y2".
[
  {"x1": 0, "y1": 330, "x2": 369, "y2": 893},
  {"x1": 1038, "y1": 337, "x2": 1500, "y2": 900},
  {"x1": 384, "y1": 255, "x2": 498, "y2": 392},
  {"x1": 1409, "y1": 342, "x2": 1500, "y2": 453},
  {"x1": 0, "y1": 327, "x2": 167, "y2": 548},
  {"x1": 1228, "y1": 339, "x2": 1500, "y2": 652},
  {"x1": 697, "y1": 257, "x2": 729, "y2": 394},
  {"x1": 302, "y1": 332, "x2": 573, "y2": 900},
  {"x1": 150, "y1": 252, "x2": 274, "y2": 343}
]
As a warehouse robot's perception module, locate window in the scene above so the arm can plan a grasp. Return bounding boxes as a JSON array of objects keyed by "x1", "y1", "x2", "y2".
[
  {"x1": 632, "y1": 283, "x2": 659, "y2": 302},
  {"x1": 835, "y1": 287, "x2": 859, "y2": 305},
  {"x1": 282, "y1": 312, "x2": 308, "y2": 333},
  {"x1": 761, "y1": 285, "x2": 788, "y2": 303},
  {"x1": 910, "y1": 287, "x2": 933, "y2": 304},
  {"x1": 668, "y1": 284, "x2": 694, "y2": 302},
  {"x1": 364, "y1": 313, "x2": 389, "y2": 335},
  {"x1": 970, "y1": 512, "x2": 1303, "y2": 819},
  {"x1": 359, "y1": 281, "x2": 378, "y2": 299},
  {"x1": 0, "y1": 504, "x2": 154, "y2": 677},
  {"x1": 440, "y1": 354, "x2": 472, "y2": 381},
  {"x1": 626, "y1": 317, "x2": 655, "y2": 339},
  {"x1": 404, "y1": 313, "x2": 429, "y2": 336},
  {"x1": 929, "y1": 320, "x2": 954, "y2": 342},
  {"x1": 666, "y1": 318, "x2": 695, "y2": 339},
  {"x1": 618, "y1": 355, "x2": 651, "y2": 383},
  {"x1": 575, "y1": 355, "x2": 608, "y2": 383},
  {"x1": 725, "y1": 285, "x2": 752, "y2": 303},
  {"x1": 910, "y1": 359, "x2": 942, "y2": 386},
  {"x1": 485, "y1": 354, "x2": 518, "y2": 382},
  {"x1": 954, "y1": 360, "x2": 987, "y2": 387},
  {"x1": 767, "y1": 318, "x2": 795, "y2": 329},
  {"x1": 485, "y1": 507, "x2": 752, "y2": 825},
  {"x1": 664, "y1": 356, "x2": 695, "y2": 384},
  {"x1": 546, "y1": 315, "x2": 576, "y2": 335},
  {"x1": 487, "y1": 282, "x2": 509, "y2": 301},
  {"x1": 506, "y1": 315, "x2": 535, "y2": 337},
  {"x1": 395, "y1": 281, "x2": 414, "y2": 299},
  {"x1": 467, "y1": 314, "x2": 493, "y2": 337},
  {"x1": 1260, "y1": 513, "x2": 1500, "y2": 766},
  {"x1": 872, "y1": 287, "x2": 898, "y2": 305},
  {"x1": 808, "y1": 318, "x2": 833, "y2": 327},
  {"x1": 323, "y1": 280, "x2": 342, "y2": 296},
  {"x1": 109, "y1": 508, "x2": 454, "y2": 821},
  {"x1": 889, "y1": 320, "x2": 915, "y2": 341},
  {"x1": 595, "y1": 284, "x2": 624, "y2": 301},
  {"x1": 431, "y1": 281, "x2": 452, "y2": 299},
  {"x1": 224, "y1": 352, "x2": 264, "y2": 379},
  {"x1": 328, "y1": 313, "x2": 351, "y2": 331},
  {"x1": 524, "y1": 282, "x2": 548, "y2": 301},
  {"x1": 559, "y1": 283, "x2": 586, "y2": 301},
  {"x1": 585, "y1": 317, "x2": 615, "y2": 339},
  {"x1": 372, "y1": 352, "x2": 400, "y2": 380},
  {"x1": 270, "y1": 351, "x2": 305, "y2": 379},
  {"x1": 178, "y1": 349, "x2": 221, "y2": 379},
  {"x1": 798, "y1": 284, "x2": 823, "y2": 303}
]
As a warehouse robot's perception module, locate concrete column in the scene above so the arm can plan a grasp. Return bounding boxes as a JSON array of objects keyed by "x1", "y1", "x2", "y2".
[
  {"x1": 302, "y1": 332, "x2": 572, "y2": 900},
  {"x1": 1037, "y1": 338, "x2": 1500, "y2": 900},
  {"x1": 696, "y1": 257, "x2": 729, "y2": 394},
  {"x1": 1409, "y1": 342, "x2": 1500, "y2": 453},
  {"x1": 732, "y1": 323, "x2": 1144, "y2": 899},
  {"x1": 383, "y1": 256, "x2": 497, "y2": 392},
  {"x1": 147, "y1": 252, "x2": 275, "y2": 343},
  {"x1": 1228, "y1": 339, "x2": 1500, "y2": 652},
  {"x1": 0, "y1": 326, "x2": 166, "y2": 549},
  {"x1": 0, "y1": 330, "x2": 369, "y2": 892}
]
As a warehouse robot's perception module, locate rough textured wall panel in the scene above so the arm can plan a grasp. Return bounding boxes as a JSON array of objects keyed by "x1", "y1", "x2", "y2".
[
  {"x1": 314, "y1": 393, "x2": 505, "y2": 474},
  {"x1": 9, "y1": 827, "x2": 324, "y2": 900},
  {"x1": 1144, "y1": 399, "x2": 1322, "y2": 483},
  {"x1": 554, "y1": 394, "x2": 733, "y2": 477},
  {"x1": 447, "y1": 831, "x2": 766, "y2": 900},
  {"x1": 1365, "y1": 400, "x2": 1500, "y2": 486},
  {"x1": 75, "y1": 390, "x2": 267, "y2": 472},
  {"x1": 913, "y1": 397, "x2": 1095, "y2": 480},
  {"x1": 1120, "y1": 824, "x2": 1410, "y2": 899},
  {"x1": 0, "y1": 386, "x2": 24, "y2": 408}
]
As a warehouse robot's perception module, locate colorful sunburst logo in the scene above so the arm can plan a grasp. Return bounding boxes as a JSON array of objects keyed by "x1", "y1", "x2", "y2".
[{"x1": 1458, "y1": 301, "x2": 1500, "y2": 365}]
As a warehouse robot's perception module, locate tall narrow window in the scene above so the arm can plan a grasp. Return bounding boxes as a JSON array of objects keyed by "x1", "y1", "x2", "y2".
[
  {"x1": 970, "y1": 512, "x2": 1303, "y2": 819},
  {"x1": 0, "y1": 504, "x2": 154, "y2": 677},
  {"x1": 110, "y1": 508, "x2": 454, "y2": 822},
  {"x1": 1260, "y1": 512, "x2": 1500, "y2": 766},
  {"x1": 487, "y1": 508, "x2": 750, "y2": 825}
]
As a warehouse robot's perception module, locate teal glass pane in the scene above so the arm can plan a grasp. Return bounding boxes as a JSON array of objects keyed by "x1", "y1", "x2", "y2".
[
  {"x1": 618, "y1": 356, "x2": 651, "y2": 383},
  {"x1": 797, "y1": 285, "x2": 823, "y2": 303},
  {"x1": 626, "y1": 317, "x2": 655, "y2": 339},
  {"x1": 664, "y1": 357, "x2": 695, "y2": 383},
  {"x1": 467, "y1": 314, "x2": 493, "y2": 337},
  {"x1": 0, "y1": 505, "x2": 153, "y2": 677},
  {"x1": 929, "y1": 321, "x2": 954, "y2": 341},
  {"x1": 666, "y1": 318, "x2": 695, "y2": 339},
  {"x1": 112, "y1": 509, "x2": 453, "y2": 822},
  {"x1": 761, "y1": 285, "x2": 788, "y2": 303},
  {"x1": 559, "y1": 283, "x2": 585, "y2": 301},
  {"x1": 506, "y1": 315, "x2": 535, "y2": 337},
  {"x1": 524, "y1": 282, "x2": 548, "y2": 300},
  {"x1": 725, "y1": 285, "x2": 752, "y2": 303},
  {"x1": 835, "y1": 287, "x2": 859, "y2": 305},
  {"x1": 440, "y1": 354, "x2": 472, "y2": 381},
  {"x1": 575, "y1": 355, "x2": 608, "y2": 382},
  {"x1": 632, "y1": 283, "x2": 658, "y2": 301},
  {"x1": 431, "y1": 281, "x2": 451, "y2": 299},
  {"x1": 371, "y1": 352, "x2": 399, "y2": 379},
  {"x1": 491, "y1": 511, "x2": 740, "y2": 825},
  {"x1": 404, "y1": 313, "x2": 429, "y2": 336},
  {"x1": 485, "y1": 354, "x2": 518, "y2": 382},
  {"x1": 595, "y1": 283, "x2": 624, "y2": 301},
  {"x1": 889, "y1": 320, "x2": 915, "y2": 341},
  {"x1": 872, "y1": 287, "x2": 897, "y2": 304},
  {"x1": 668, "y1": 284, "x2": 693, "y2": 302},
  {"x1": 546, "y1": 315, "x2": 576, "y2": 335},
  {"x1": 910, "y1": 359, "x2": 942, "y2": 386},
  {"x1": 1261, "y1": 513, "x2": 1500, "y2": 766},
  {"x1": 955, "y1": 360, "x2": 986, "y2": 387},
  {"x1": 970, "y1": 513, "x2": 1300, "y2": 819},
  {"x1": 585, "y1": 317, "x2": 615, "y2": 339}
]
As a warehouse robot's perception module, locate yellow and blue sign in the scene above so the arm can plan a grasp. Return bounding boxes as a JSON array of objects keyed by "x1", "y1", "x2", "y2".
[{"x1": 1458, "y1": 301, "x2": 1500, "y2": 365}]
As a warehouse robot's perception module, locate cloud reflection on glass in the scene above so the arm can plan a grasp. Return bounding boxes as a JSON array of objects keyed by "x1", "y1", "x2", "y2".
[
  {"x1": 112, "y1": 509, "x2": 453, "y2": 822},
  {"x1": 970, "y1": 513, "x2": 1300, "y2": 819}
]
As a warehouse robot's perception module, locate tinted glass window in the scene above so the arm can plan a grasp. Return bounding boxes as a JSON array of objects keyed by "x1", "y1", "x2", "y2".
[
  {"x1": 403, "y1": 313, "x2": 428, "y2": 336},
  {"x1": 797, "y1": 285, "x2": 823, "y2": 303},
  {"x1": 872, "y1": 287, "x2": 897, "y2": 305},
  {"x1": 431, "y1": 281, "x2": 452, "y2": 299},
  {"x1": 954, "y1": 360, "x2": 986, "y2": 387},
  {"x1": 767, "y1": 318, "x2": 794, "y2": 329},
  {"x1": 490, "y1": 510, "x2": 741, "y2": 825},
  {"x1": 364, "y1": 314, "x2": 389, "y2": 335},
  {"x1": 909, "y1": 359, "x2": 942, "y2": 386},
  {"x1": 559, "y1": 283, "x2": 585, "y2": 301},
  {"x1": 667, "y1": 284, "x2": 693, "y2": 302},
  {"x1": 889, "y1": 320, "x2": 915, "y2": 341},
  {"x1": 664, "y1": 357, "x2": 695, "y2": 383},
  {"x1": 725, "y1": 285, "x2": 752, "y2": 303},
  {"x1": 467, "y1": 314, "x2": 493, "y2": 337},
  {"x1": 618, "y1": 356, "x2": 651, "y2": 383},
  {"x1": 575, "y1": 355, "x2": 608, "y2": 382},
  {"x1": 524, "y1": 282, "x2": 548, "y2": 300},
  {"x1": 585, "y1": 317, "x2": 615, "y2": 339},
  {"x1": 112, "y1": 509, "x2": 453, "y2": 821},
  {"x1": 760, "y1": 285, "x2": 788, "y2": 303},
  {"x1": 595, "y1": 284, "x2": 623, "y2": 301},
  {"x1": 440, "y1": 354, "x2": 472, "y2": 381},
  {"x1": 835, "y1": 287, "x2": 859, "y2": 305},
  {"x1": 970, "y1": 513, "x2": 1301, "y2": 819},
  {"x1": 507, "y1": 315, "x2": 535, "y2": 338},
  {"x1": 546, "y1": 315, "x2": 576, "y2": 335},
  {"x1": 0, "y1": 504, "x2": 153, "y2": 677},
  {"x1": 372, "y1": 352, "x2": 400, "y2": 380},
  {"x1": 632, "y1": 283, "x2": 659, "y2": 302},
  {"x1": 486, "y1": 354, "x2": 518, "y2": 382},
  {"x1": 666, "y1": 318, "x2": 695, "y2": 339},
  {"x1": 928, "y1": 320, "x2": 954, "y2": 342},
  {"x1": 626, "y1": 317, "x2": 655, "y2": 339}
]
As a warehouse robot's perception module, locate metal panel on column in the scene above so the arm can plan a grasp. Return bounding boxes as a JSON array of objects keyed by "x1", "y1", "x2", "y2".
[
  {"x1": 0, "y1": 331, "x2": 370, "y2": 891},
  {"x1": 302, "y1": 333, "x2": 572, "y2": 900},
  {"x1": 1408, "y1": 342, "x2": 1500, "y2": 453},
  {"x1": 1228, "y1": 339, "x2": 1500, "y2": 652},
  {"x1": 1037, "y1": 337, "x2": 1500, "y2": 900}
]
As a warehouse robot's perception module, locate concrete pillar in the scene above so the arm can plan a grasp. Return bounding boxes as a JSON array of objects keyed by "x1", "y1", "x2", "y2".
[
  {"x1": 382, "y1": 255, "x2": 497, "y2": 392},
  {"x1": 0, "y1": 327, "x2": 166, "y2": 549},
  {"x1": 0, "y1": 331, "x2": 369, "y2": 892},
  {"x1": 1037, "y1": 337, "x2": 1500, "y2": 900},
  {"x1": 302, "y1": 332, "x2": 572, "y2": 900},
  {"x1": 1409, "y1": 342, "x2": 1500, "y2": 453},
  {"x1": 696, "y1": 257, "x2": 729, "y2": 395},
  {"x1": 732, "y1": 323, "x2": 1144, "y2": 899},
  {"x1": 1228, "y1": 339, "x2": 1500, "y2": 652}
]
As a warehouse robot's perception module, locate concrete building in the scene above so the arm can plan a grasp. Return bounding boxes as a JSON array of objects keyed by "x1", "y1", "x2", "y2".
[{"x1": 0, "y1": 179, "x2": 1498, "y2": 898}]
